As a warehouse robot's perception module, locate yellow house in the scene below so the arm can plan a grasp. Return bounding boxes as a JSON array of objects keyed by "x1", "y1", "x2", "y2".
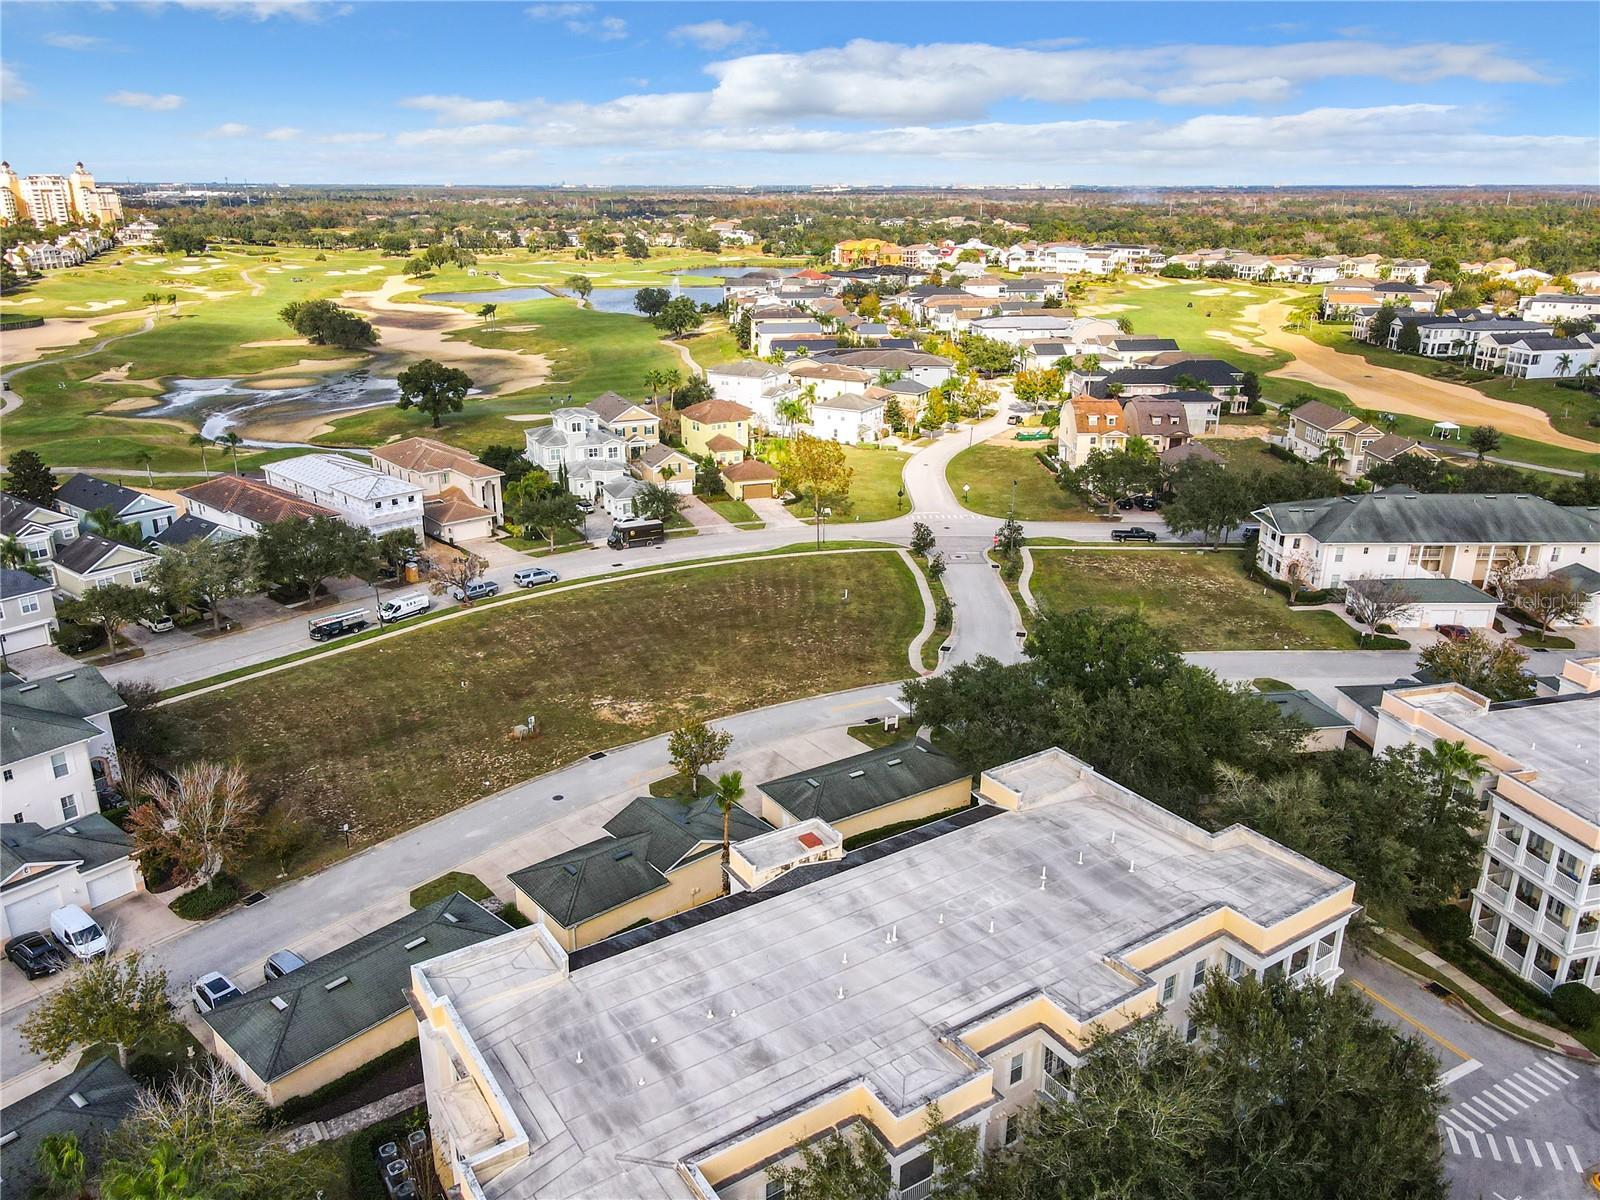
[
  {"x1": 680, "y1": 399, "x2": 755, "y2": 461},
  {"x1": 720, "y1": 457, "x2": 781, "y2": 501},
  {"x1": 756, "y1": 739, "x2": 973, "y2": 843},
  {"x1": 204, "y1": 893, "x2": 508, "y2": 1106},
  {"x1": 509, "y1": 794, "x2": 773, "y2": 951},
  {"x1": 632, "y1": 444, "x2": 698, "y2": 493}
]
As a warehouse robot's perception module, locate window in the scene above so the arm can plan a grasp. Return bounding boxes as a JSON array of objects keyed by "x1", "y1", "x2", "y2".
[
  {"x1": 1192, "y1": 960, "x2": 1207, "y2": 988},
  {"x1": 1043, "y1": 1047, "x2": 1071, "y2": 1081},
  {"x1": 12, "y1": 813, "x2": 21, "y2": 824},
  {"x1": 50, "y1": 752, "x2": 69, "y2": 779},
  {"x1": 60, "y1": 795, "x2": 78, "y2": 821},
  {"x1": 1009, "y1": 1054, "x2": 1024, "y2": 1085},
  {"x1": 1, "y1": 769, "x2": 10, "y2": 782},
  {"x1": 1004, "y1": 1114, "x2": 1021, "y2": 1145},
  {"x1": 1224, "y1": 952, "x2": 1245, "y2": 979},
  {"x1": 1161, "y1": 975, "x2": 1176, "y2": 1003},
  {"x1": 765, "y1": 1180, "x2": 785, "y2": 1200},
  {"x1": 1185, "y1": 1020, "x2": 1199, "y2": 1043},
  {"x1": 1387, "y1": 548, "x2": 1397, "y2": 562},
  {"x1": 1290, "y1": 946, "x2": 1310, "y2": 974},
  {"x1": 1291, "y1": 537, "x2": 1301, "y2": 549},
  {"x1": 1333, "y1": 548, "x2": 1344, "y2": 563},
  {"x1": 20, "y1": 597, "x2": 41, "y2": 615},
  {"x1": 373, "y1": 502, "x2": 382, "y2": 511}
]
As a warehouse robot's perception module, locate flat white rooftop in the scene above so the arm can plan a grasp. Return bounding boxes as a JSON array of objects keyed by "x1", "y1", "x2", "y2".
[
  {"x1": 417, "y1": 749, "x2": 1351, "y2": 1200},
  {"x1": 1456, "y1": 695, "x2": 1600, "y2": 825}
]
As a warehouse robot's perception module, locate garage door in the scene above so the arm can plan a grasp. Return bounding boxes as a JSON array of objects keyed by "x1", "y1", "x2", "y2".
[
  {"x1": 741, "y1": 483, "x2": 774, "y2": 500},
  {"x1": 4, "y1": 885, "x2": 64, "y2": 939},
  {"x1": 86, "y1": 864, "x2": 137, "y2": 910}
]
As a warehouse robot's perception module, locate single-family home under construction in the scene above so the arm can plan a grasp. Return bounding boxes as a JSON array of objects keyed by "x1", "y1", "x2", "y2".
[
  {"x1": 0, "y1": 665, "x2": 124, "y2": 824},
  {"x1": 53, "y1": 475, "x2": 176, "y2": 541},
  {"x1": 204, "y1": 892, "x2": 509, "y2": 1106},
  {"x1": 412, "y1": 745, "x2": 1356, "y2": 1200},
  {"x1": 178, "y1": 475, "x2": 337, "y2": 536},
  {"x1": 370, "y1": 436, "x2": 504, "y2": 543},
  {"x1": 47, "y1": 531, "x2": 158, "y2": 597},
  {"x1": 509, "y1": 793, "x2": 775, "y2": 951},
  {"x1": 756, "y1": 739, "x2": 971, "y2": 842},
  {"x1": 0, "y1": 813, "x2": 143, "y2": 941},
  {"x1": 263, "y1": 453, "x2": 424, "y2": 539},
  {"x1": 1253, "y1": 489, "x2": 1600, "y2": 591}
]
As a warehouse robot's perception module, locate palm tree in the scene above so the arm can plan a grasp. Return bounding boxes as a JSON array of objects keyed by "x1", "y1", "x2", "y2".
[
  {"x1": 1554, "y1": 352, "x2": 1573, "y2": 378},
  {"x1": 35, "y1": 1131, "x2": 89, "y2": 1200},
  {"x1": 101, "y1": 1142, "x2": 191, "y2": 1200},
  {"x1": 1420, "y1": 739, "x2": 1488, "y2": 802},
  {"x1": 713, "y1": 770, "x2": 744, "y2": 894},
  {"x1": 87, "y1": 506, "x2": 141, "y2": 546},
  {"x1": 478, "y1": 302, "x2": 497, "y2": 327},
  {"x1": 134, "y1": 448, "x2": 155, "y2": 485},
  {"x1": 1, "y1": 535, "x2": 46, "y2": 577},
  {"x1": 189, "y1": 432, "x2": 212, "y2": 475},
  {"x1": 217, "y1": 431, "x2": 244, "y2": 474},
  {"x1": 643, "y1": 368, "x2": 671, "y2": 406}
]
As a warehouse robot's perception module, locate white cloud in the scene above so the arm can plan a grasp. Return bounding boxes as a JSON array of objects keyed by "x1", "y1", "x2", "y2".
[
  {"x1": 107, "y1": 90, "x2": 185, "y2": 111},
  {"x1": 169, "y1": 0, "x2": 336, "y2": 21},
  {"x1": 670, "y1": 20, "x2": 759, "y2": 51},
  {"x1": 206, "y1": 121, "x2": 252, "y2": 137},
  {"x1": 44, "y1": 33, "x2": 111, "y2": 50},
  {"x1": 319, "y1": 130, "x2": 383, "y2": 145},
  {"x1": 400, "y1": 94, "x2": 522, "y2": 122},
  {"x1": 394, "y1": 124, "x2": 524, "y2": 148},
  {"x1": 264, "y1": 126, "x2": 302, "y2": 140},
  {"x1": 526, "y1": 3, "x2": 627, "y2": 40},
  {"x1": 0, "y1": 62, "x2": 28, "y2": 102}
]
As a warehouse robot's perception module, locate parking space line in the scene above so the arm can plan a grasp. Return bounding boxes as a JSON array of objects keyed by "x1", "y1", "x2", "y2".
[
  {"x1": 1544, "y1": 1055, "x2": 1579, "y2": 1081},
  {"x1": 1546, "y1": 1142, "x2": 1563, "y2": 1170},
  {"x1": 1486, "y1": 1134, "x2": 1501, "y2": 1162},
  {"x1": 1568, "y1": 1145, "x2": 1583, "y2": 1172}
]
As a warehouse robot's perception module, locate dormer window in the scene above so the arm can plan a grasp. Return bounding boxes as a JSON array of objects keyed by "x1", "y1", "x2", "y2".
[
  {"x1": 1107, "y1": 415, "x2": 1117, "y2": 426},
  {"x1": 1087, "y1": 414, "x2": 1099, "y2": 427}
]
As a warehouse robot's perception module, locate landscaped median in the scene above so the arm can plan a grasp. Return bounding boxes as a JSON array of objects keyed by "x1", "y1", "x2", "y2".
[{"x1": 166, "y1": 548, "x2": 926, "y2": 888}]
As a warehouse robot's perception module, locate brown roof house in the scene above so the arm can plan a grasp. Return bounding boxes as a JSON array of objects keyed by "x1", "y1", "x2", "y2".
[
  {"x1": 371, "y1": 436, "x2": 504, "y2": 543},
  {"x1": 179, "y1": 476, "x2": 336, "y2": 536},
  {"x1": 1119, "y1": 397, "x2": 1191, "y2": 453}
]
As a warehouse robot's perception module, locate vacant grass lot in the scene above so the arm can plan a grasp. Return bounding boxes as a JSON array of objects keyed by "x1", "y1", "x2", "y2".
[
  {"x1": 1027, "y1": 548, "x2": 1364, "y2": 650},
  {"x1": 948, "y1": 441, "x2": 1093, "y2": 519},
  {"x1": 786, "y1": 443, "x2": 912, "y2": 522},
  {"x1": 173, "y1": 553, "x2": 923, "y2": 885}
]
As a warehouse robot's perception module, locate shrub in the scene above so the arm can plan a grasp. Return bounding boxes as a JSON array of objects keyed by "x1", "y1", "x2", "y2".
[
  {"x1": 1409, "y1": 904, "x2": 1471, "y2": 948},
  {"x1": 54, "y1": 620, "x2": 106, "y2": 655},
  {"x1": 1550, "y1": 982, "x2": 1600, "y2": 1030},
  {"x1": 168, "y1": 875, "x2": 241, "y2": 920}
]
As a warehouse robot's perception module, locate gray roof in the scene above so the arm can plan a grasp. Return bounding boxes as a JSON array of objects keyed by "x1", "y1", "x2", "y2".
[
  {"x1": 1363, "y1": 434, "x2": 1426, "y2": 461},
  {"x1": 1257, "y1": 690, "x2": 1354, "y2": 732},
  {"x1": 814, "y1": 392, "x2": 883, "y2": 413},
  {"x1": 604, "y1": 794, "x2": 772, "y2": 875},
  {"x1": 1255, "y1": 490, "x2": 1600, "y2": 546},
  {"x1": 1161, "y1": 441, "x2": 1222, "y2": 466},
  {"x1": 53, "y1": 473, "x2": 144, "y2": 515},
  {"x1": 883, "y1": 378, "x2": 931, "y2": 395},
  {"x1": 708, "y1": 360, "x2": 784, "y2": 378},
  {"x1": 1551, "y1": 561, "x2": 1600, "y2": 594},
  {"x1": 0, "y1": 1057, "x2": 138, "y2": 1194},
  {"x1": 1103, "y1": 359, "x2": 1243, "y2": 389},
  {"x1": 1, "y1": 667, "x2": 122, "y2": 766},
  {"x1": 51, "y1": 531, "x2": 151, "y2": 576},
  {"x1": 759, "y1": 739, "x2": 969, "y2": 824},
  {"x1": 0, "y1": 567, "x2": 51, "y2": 599},
  {"x1": 1346, "y1": 576, "x2": 1497, "y2": 604},
  {"x1": 587, "y1": 391, "x2": 650, "y2": 423},
  {"x1": 811, "y1": 348, "x2": 954, "y2": 371},
  {"x1": 1, "y1": 813, "x2": 132, "y2": 889},
  {"x1": 1110, "y1": 337, "x2": 1180, "y2": 353},
  {"x1": 1290, "y1": 399, "x2": 1374, "y2": 432},
  {"x1": 149, "y1": 513, "x2": 223, "y2": 548},
  {"x1": 1, "y1": 492, "x2": 72, "y2": 539},
  {"x1": 203, "y1": 892, "x2": 508, "y2": 1083}
]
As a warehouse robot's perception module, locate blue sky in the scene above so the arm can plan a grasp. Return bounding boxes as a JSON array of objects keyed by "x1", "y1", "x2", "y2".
[{"x1": 2, "y1": 2, "x2": 1596, "y2": 186}]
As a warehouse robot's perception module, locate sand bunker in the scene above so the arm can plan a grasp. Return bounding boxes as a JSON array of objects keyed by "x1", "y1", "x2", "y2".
[
  {"x1": 1230, "y1": 289, "x2": 1257, "y2": 297},
  {"x1": 0, "y1": 297, "x2": 43, "y2": 307},
  {"x1": 88, "y1": 362, "x2": 136, "y2": 383},
  {"x1": 240, "y1": 338, "x2": 311, "y2": 348},
  {"x1": 102, "y1": 395, "x2": 163, "y2": 413},
  {"x1": 502, "y1": 414, "x2": 551, "y2": 422},
  {"x1": 1078, "y1": 303, "x2": 1131, "y2": 315},
  {"x1": 1207, "y1": 331, "x2": 1272, "y2": 357},
  {"x1": 1191, "y1": 287, "x2": 1229, "y2": 296},
  {"x1": 323, "y1": 265, "x2": 385, "y2": 276},
  {"x1": 66, "y1": 299, "x2": 130, "y2": 313}
]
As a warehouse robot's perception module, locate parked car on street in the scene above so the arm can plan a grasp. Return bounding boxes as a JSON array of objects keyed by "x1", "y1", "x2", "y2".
[
  {"x1": 192, "y1": 972, "x2": 243, "y2": 1014},
  {"x1": 449, "y1": 579, "x2": 499, "y2": 602},
  {"x1": 513, "y1": 567, "x2": 560, "y2": 588},
  {"x1": 264, "y1": 949, "x2": 307, "y2": 982},
  {"x1": 49, "y1": 905, "x2": 109, "y2": 961},
  {"x1": 1435, "y1": 624, "x2": 1472, "y2": 642},
  {"x1": 1111, "y1": 527, "x2": 1158, "y2": 543},
  {"x1": 308, "y1": 609, "x2": 371, "y2": 642},
  {"x1": 6, "y1": 932, "x2": 68, "y2": 979}
]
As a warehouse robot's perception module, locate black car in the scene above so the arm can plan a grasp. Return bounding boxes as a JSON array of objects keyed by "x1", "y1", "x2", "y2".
[
  {"x1": 1111, "y1": 527, "x2": 1158, "y2": 543},
  {"x1": 1115, "y1": 497, "x2": 1137, "y2": 511},
  {"x1": 6, "y1": 932, "x2": 67, "y2": 979},
  {"x1": 1134, "y1": 495, "x2": 1161, "y2": 512}
]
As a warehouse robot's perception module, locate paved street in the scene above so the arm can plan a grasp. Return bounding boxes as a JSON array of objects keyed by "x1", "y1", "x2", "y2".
[{"x1": 1347, "y1": 954, "x2": 1600, "y2": 1199}]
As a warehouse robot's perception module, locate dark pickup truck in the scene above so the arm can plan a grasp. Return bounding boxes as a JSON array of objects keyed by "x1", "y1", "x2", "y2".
[{"x1": 1111, "y1": 527, "x2": 1158, "y2": 543}]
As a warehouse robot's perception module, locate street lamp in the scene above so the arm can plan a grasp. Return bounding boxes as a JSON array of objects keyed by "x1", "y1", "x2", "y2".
[{"x1": 1010, "y1": 479, "x2": 1017, "y2": 520}]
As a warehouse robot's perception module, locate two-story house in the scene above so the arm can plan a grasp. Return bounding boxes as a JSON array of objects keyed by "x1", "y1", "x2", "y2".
[
  {"x1": 0, "y1": 569, "x2": 57, "y2": 656},
  {"x1": 370, "y1": 437, "x2": 504, "y2": 543},
  {"x1": 49, "y1": 534, "x2": 159, "y2": 598},
  {"x1": 1282, "y1": 400, "x2": 1385, "y2": 480},
  {"x1": 178, "y1": 475, "x2": 338, "y2": 537},
  {"x1": 681, "y1": 400, "x2": 756, "y2": 466},
  {"x1": 53, "y1": 475, "x2": 175, "y2": 542},
  {"x1": 2, "y1": 492, "x2": 79, "y2": 571},
  {"x1": 1253, "y1": 490, "x2": 1600, "y2": 591},
  {"x1": 1, "y1": 665, "x2": 124, "y2": 825},
  {"x1": 707, "y1": 361, "x2": 798, "y2": 431},
  {"x1": 262, "y1": 453, "x2": 424, "y2": 539},
  {"x1": 587, "y1": 392, "x2": 661, "y2": 458},
  {"x1": 524, "y1": 407, "x2": 629, "y2": 500},
  {"x1": 1057, "y1": 396, "x2": 1128, "y2": 468},
  {"x1": 1118, "y1": 397, "x2": 1191, "y2": 453}
]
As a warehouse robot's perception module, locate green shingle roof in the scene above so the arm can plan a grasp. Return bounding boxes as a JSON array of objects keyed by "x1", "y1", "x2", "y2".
[
  {"x1": 759, "y1": 739, "x2": 970, "y2": 825},
  {"x1": 603, "y1": 794, "x2": 772, "y2": 873},
  {"x1": 1552, "y1": 561, "x2": 1600, "y2": 594},
  {"x1": 0, "y1": 1057, "x2": 137, "y2": 1195},
  {"x1": 1, "y1": 668, "x2": 124, "y2": 767},
  {"x1": 510, "y1": 832, "x2": 669, "y2": 928},
  {"x1": 1, "y1": 814, "x2": 132, "y2": 887},
  {"x1": 1257, "y1": 690, "x2": 1354, "y2": 732},
  {"x1": 203, "y1": 892, "x2": 507, "y2": 1083},
  {"x1": 1346, "y1": 576, "x2": 1496, "y2": 604},
  {"x1": 1255, "y1": 490, "x2": 1600, "y2": 546}
]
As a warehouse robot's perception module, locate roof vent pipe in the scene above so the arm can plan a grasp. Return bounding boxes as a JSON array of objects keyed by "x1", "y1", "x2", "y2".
[{"x1": 575, "y1": 1051, "x2": 583, "y2": 1064}]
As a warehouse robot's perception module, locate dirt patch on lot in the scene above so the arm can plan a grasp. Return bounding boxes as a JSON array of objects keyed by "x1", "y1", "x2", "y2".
[{"x1": 1248, "y1": 297, "x2": 1599, "y2": 453}]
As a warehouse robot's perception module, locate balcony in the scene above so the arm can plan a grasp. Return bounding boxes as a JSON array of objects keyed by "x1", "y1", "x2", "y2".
[
  {"x1": 1546, "y1": 871, "x2": 1583, "y2": 904},
  {"x1": 1538, "y1": 914, "x2": 1573, "y2": 946},
  {"x1": 1529, "y1": 963, "x2": 1558, "y2": 993},
  {"x1": 1573, "y1": 924, "x2": 1600, "y2": 953},
  {"x1": 1038, "y1": 1074, "x2": 1073, "y2": 1105},
  {"x1": 1490, "y1": 834, "x2": 1522, "y2": 861},
  {"x1": 1480, "y1": 879, "x2": 1511, "y2": 908},
  {"x1": 1471, "y1": 925, "x2": 1497, "y2": 953},
  {"x1": 1510, "y1": 897, "x2": 1542, "y2": 927}
]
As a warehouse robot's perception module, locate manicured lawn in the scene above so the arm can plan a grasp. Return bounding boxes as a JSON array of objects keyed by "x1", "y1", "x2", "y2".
[
  {"x1": 172, "y1": 553, "x2": 924, "y2": 886},
  {"x1": 948, "y1": 441, "x2": 1092, "y2": 520},
  {"x1": 786, "y1": 443, "x2": 912, "y2": 522},
  {"x1": 409, "y1": 871, "x2": 494, "y2": 909},
  {"x1": 1252, "y1": 677, "x2": 1294, "y2": 692},
  {"x1": 1080, "y1": 277, "x2": 1300, "y2": 373},
  {"x1": 705, "y1": 497, "x2": 764, "y2": 527},
  {"x1": 678, "y1": 319, "x2": 745, "y2": 370},
  {"x1": 1026, "y1": 548, "x2": 1366, "y2": 650}
]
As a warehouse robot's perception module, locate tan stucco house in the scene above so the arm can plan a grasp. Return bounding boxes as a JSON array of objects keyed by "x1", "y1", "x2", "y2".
[{"x1": 757, "y1": 739, "x2": 972, "y2": 843}]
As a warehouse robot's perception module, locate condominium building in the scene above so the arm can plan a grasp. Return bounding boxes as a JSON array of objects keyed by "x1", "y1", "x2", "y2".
[
  {"x1": 1373, "y1": 671, "x2": 1600, "y2": 993},
  {"x1": 412, "y1": 747, "x2": 1356, "y2": 1200},
  {"x1": 0, "y1": 161, "x2": 122, "y2": 228}
]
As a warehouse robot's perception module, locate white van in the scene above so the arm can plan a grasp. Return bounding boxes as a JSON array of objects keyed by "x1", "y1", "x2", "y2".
[
  {"x1": 50, "y1": 905, "x2": 110, "y2": 961},
  {"x1": 378, "y1": 592, "x2": 430, "y2": 623}
]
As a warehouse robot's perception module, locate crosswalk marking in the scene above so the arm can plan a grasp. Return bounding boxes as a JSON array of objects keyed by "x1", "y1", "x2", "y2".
[
  {"x1": 1500, "y1": 1077, "x2": 1540, "y2": 1104},
  {"x1": 1446, "y1": 1126, "x2": 1460, "y2": 1155},
  {"x1": 1526, "y1": 1140, "x2": 1541, "y2": 1168},
  {"x1": 1512, "y1": 1069, "x2": 1549, "y2": 1096},
  {"x1": 1491, "y1": 1083, "x2": 1528, "y2": 1110},
  {"x1": 1486, "y1": 1134, "x2": 1501, "y2": 1162},
  {"x1": 1544, "y1": 1055, "x2": 1579, "y2": 1081},
  {"x1": 1568, "y1": 1145, "x2": 1583, "y2": 1172},
  {"x1": 1448, "y1": 1107, "x2": 1486, "y2": 1134},
  {"x1": 1467, "y1": 1132, "x2": 1482, "y2": 1158},
  {"x1": 1545, "y1": 1142, "x2": 1562, "y2": 1170},
  {"x1": 1506, "y1": 1137, "x2": 1521, "y2": 1165},
  {"x1": 1529, "y1": 1062, "x2": 1566, "y2": 1088}
]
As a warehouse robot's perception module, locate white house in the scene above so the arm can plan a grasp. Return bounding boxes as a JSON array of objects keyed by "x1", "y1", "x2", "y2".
[
  {"x1": 1, "y1": 666, "x2": 124, "y2": 827},
  {"x1": 808, "y1": 392, "x2": 886, "y2": 445},
  {"x1": 263, "y1": 454, "x2": 424, "y2": 539},
  {"x1": 965, "y1": 314, "x2": 1084, "y2": 349},
  {"x1": 1253, "y1": 490, "x2": 1600, "y2": 592},
  {"x1": 0, "y1": 569, "x2": 58, "y2": 655},
  {"x1": 178, "y1": 476, "x2": 338, "y2": 537},
  {"x1": 706, "y1": 361, "x2": 797, "y2": 430},
  {"x1": 0, "y1": 814, "x2": 144, "y2": 942},
  {"x1": 53, "y1": 476, "x2": 175, "y2": 542},
  {"x1": 524, "y1": 407, "x2": 629, "y2": 500},
  {"x1": 1498, "y1": 334, "x2": 1600, "y2": 380},
  {"x1": 807, "y1": 348, "x2": 956, "y2": 387},
  {"x1": 370, "y1": 437, "x2": 504, "y2": 543},
  {"x1": 1373, "y1": 679, "x2": 1600, "y2": 994}
]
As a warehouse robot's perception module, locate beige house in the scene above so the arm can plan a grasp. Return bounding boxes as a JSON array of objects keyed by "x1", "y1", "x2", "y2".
[
  {"x1": 412, "y1": 745, "x2": 1357, "y2": 1200},
  {"x1": 757, "y1": 739, "x2": 971, "y2": 843},
  {"x1": 632, "y1": 444, "x2": 698, "y2": 494},
  {"x1": 509, "y1": 794, "x2": 773, "y2": 951},
  {"x1": 204, "y1": 893, "x2": 507, "y2": 1106},
  {"x1": 588, "y1": 391, "x2": 661, "y2": 458},
  {"x1": 1057, "y1": 396, "x2": 1128, "y2": 468},
  {"x1": 48, "y1": 533, "x2": 158, "y2": 598},
  {"x1": 721, "y1": 458, "x2": 780, "y2": 502},
  {"x1": 370, "y1": 437, "x2": 504, "y2": 543},
  {"x1": 1282, "y1": 400, "x2": 1384, "y2": 481}
]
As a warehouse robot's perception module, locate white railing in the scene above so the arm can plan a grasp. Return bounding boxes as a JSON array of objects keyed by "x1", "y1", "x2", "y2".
[
  {"x1": 1572, "y1": 925, "x2": 1600, "y2": 953},
  {"x1": 1546, "y1": 871, "x2": 1582, "y2": 904},
  {"x1": 1039, "y1": 1074, "x2": 1073, "y2": 1105},
  {"x1": 1471, "y1": 926, "x2": 1497, "y2": 952},
  {"x1": 1529, "y1": 963, "x2": 1557, "y2": 993},
  {"x1": 1539, "y1": 914, "x2": 1572, "y2": 946},
  {"x1": 1480, "y1": 879, "x2": 1511, "y2": 907},
  {"x1": 897, "y1": 1180, "x2": 933, "y2": 1200},
  {"x1": 1490, "y1": 834, "x2": 1522, "y2": 861},
  {"x1": 1510, "y1": 897, "x2": 1541, "y2": 927}
]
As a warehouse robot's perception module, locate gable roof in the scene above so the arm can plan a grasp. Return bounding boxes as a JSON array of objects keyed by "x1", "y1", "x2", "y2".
[
  {"x1": 149, "y1": 513, "x2": 225, "y2": 549},
  {"x1": 681, "y1": 399, "x2": 755, "y2": 425},
  {"x1": 637, "y1": 444, "x2": 696, "y2": 470},
  {"x1": 0, "y1": 1057, "x2": 138, "y2": 1194},
  {"x1": 704, "y1": 433, "x2": 745, "y2": 453},
  {"x1": 1550, "y1": 561, "x2": 1600, "y2": 594},
  {"x1": 1347, "y1": 576, "x2": 1496, "y2": 604},
  {"x1": 813, "y1": 392, "x2": 884, "y2": 413},
  {"x1": 2, "y1": 667, "x2": 122, "y2": 766},
  {"x1": 1362, "y1": 434, "x2": 1432, "y2": 462},
  {"x1": 509, "y1": 832, "x2": 667, "y2": 927},
  {"x1": 53, "y1": 474, "x2": 151, "y2": 515},
  {"x1": 587, "y1": 392, "x2": 656, "y2": 425},
  {"x1": 0, "y1": 567, "x2": 51, "y2": 600},
  {"x1": 265, "y1": 454, "x2": 414, "y2": 502},
  {"x1": 603, "y1": 794, "x2": 772, "y2": 874},
  {"x1": 1, "y1": 812, "x2": 132, "y2": 885},
  {"x1": 883, "y1": 378, "x2": 931, "y2": 396},
  {"x1": 424, "y1": 489, "x2": 494, "y2": 526},
  {"x1": 708, "y1": 360, "x2": 785, "y2": 379},
  {"x1": 810, "y1": 348, "x2": 953, "y2": 371},
  {"x1": 203, "y1": 893, "x2": 507, "y2": 1083},
  {"x1": 370, "y1": 437, "x2": 500, "y2": 479},
  {"x1": 180, "y1": 476, "x2": 336, "y2": 526},
  {"x1": 50, "y1": 531, "x2": 155, "y2": 577},
  {"x1": 1255, "y1": 490, "x2": 1600, "y2": 545},
  {"x1": 1119, "y1": 397, "x2": 1191, "y2": 438},
  {"x1": 1102, "y1": 359, "x2": 1243, "y2": 389},
  {"x1": 2, "y1": 492, "x2": 76, "y2": 539},
  {"x1": 1256, "y1": 690, "x2": 1353, "y2": 732},
  {"x1": 759, "y1": 739, "x2": 970, "y2": 825},
  {"x1": 1161, "y1": 441, "x2": 1222, "y2": 466},
  {"x1": 1290, "y1": 400, "x2": 1379, "y2": 435},
  {"x1": 722, "y1": 458, "x2": 779, "y2": 484}
]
